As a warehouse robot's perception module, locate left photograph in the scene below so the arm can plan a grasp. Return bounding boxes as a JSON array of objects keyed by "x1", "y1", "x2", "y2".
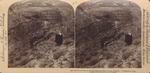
[{"x1": 8, "y1": 0, "x2": 75, "y2": 68}]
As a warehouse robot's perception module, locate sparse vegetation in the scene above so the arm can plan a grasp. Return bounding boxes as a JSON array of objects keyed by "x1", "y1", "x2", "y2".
[
  {"x1": 8, "y1": 0, "x2": 74, "y2": 68},
  {"x1": 76, "y1": 0, "x2": 141, "y2": 68},
  {"x1": 8, "y1": 0, "x2": 141, "y2": 68}
]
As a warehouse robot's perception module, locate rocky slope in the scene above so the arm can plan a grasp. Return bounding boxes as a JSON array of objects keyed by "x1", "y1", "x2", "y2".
[
  {"x1": 76, "y1": 0, "x2": 141, "y2": 68},
  {"x1": 8, "y1": 0, "x2": 74, "y2": 68}
]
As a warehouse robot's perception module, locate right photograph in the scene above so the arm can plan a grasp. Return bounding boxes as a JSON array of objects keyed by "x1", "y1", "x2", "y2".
[{"x1": 75, "y1": 0, "x2": 141, "y2": 68}]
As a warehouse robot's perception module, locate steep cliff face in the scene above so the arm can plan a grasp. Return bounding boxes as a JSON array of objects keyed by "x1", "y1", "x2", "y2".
[
  {"x1": 8, "y1": 0, "x2": 74, "y2": 68},
  {"x1": 76, "y1": 0, "x2": 141, "y2": 68}
]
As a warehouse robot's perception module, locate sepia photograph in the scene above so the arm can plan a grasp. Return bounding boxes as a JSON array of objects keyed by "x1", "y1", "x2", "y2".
[
  {"x1": 75, "y1": 0, "x2": 141, "y2": 68},
  {"x1": 8, "y1": 0, "x2": 142, "y2": 68},
  {"x1": 8, "y1": 0, "x2": 75, "y2": 68},
  {"x1": 2, "y1": 0, "x2": 150, "y2": 72}
]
